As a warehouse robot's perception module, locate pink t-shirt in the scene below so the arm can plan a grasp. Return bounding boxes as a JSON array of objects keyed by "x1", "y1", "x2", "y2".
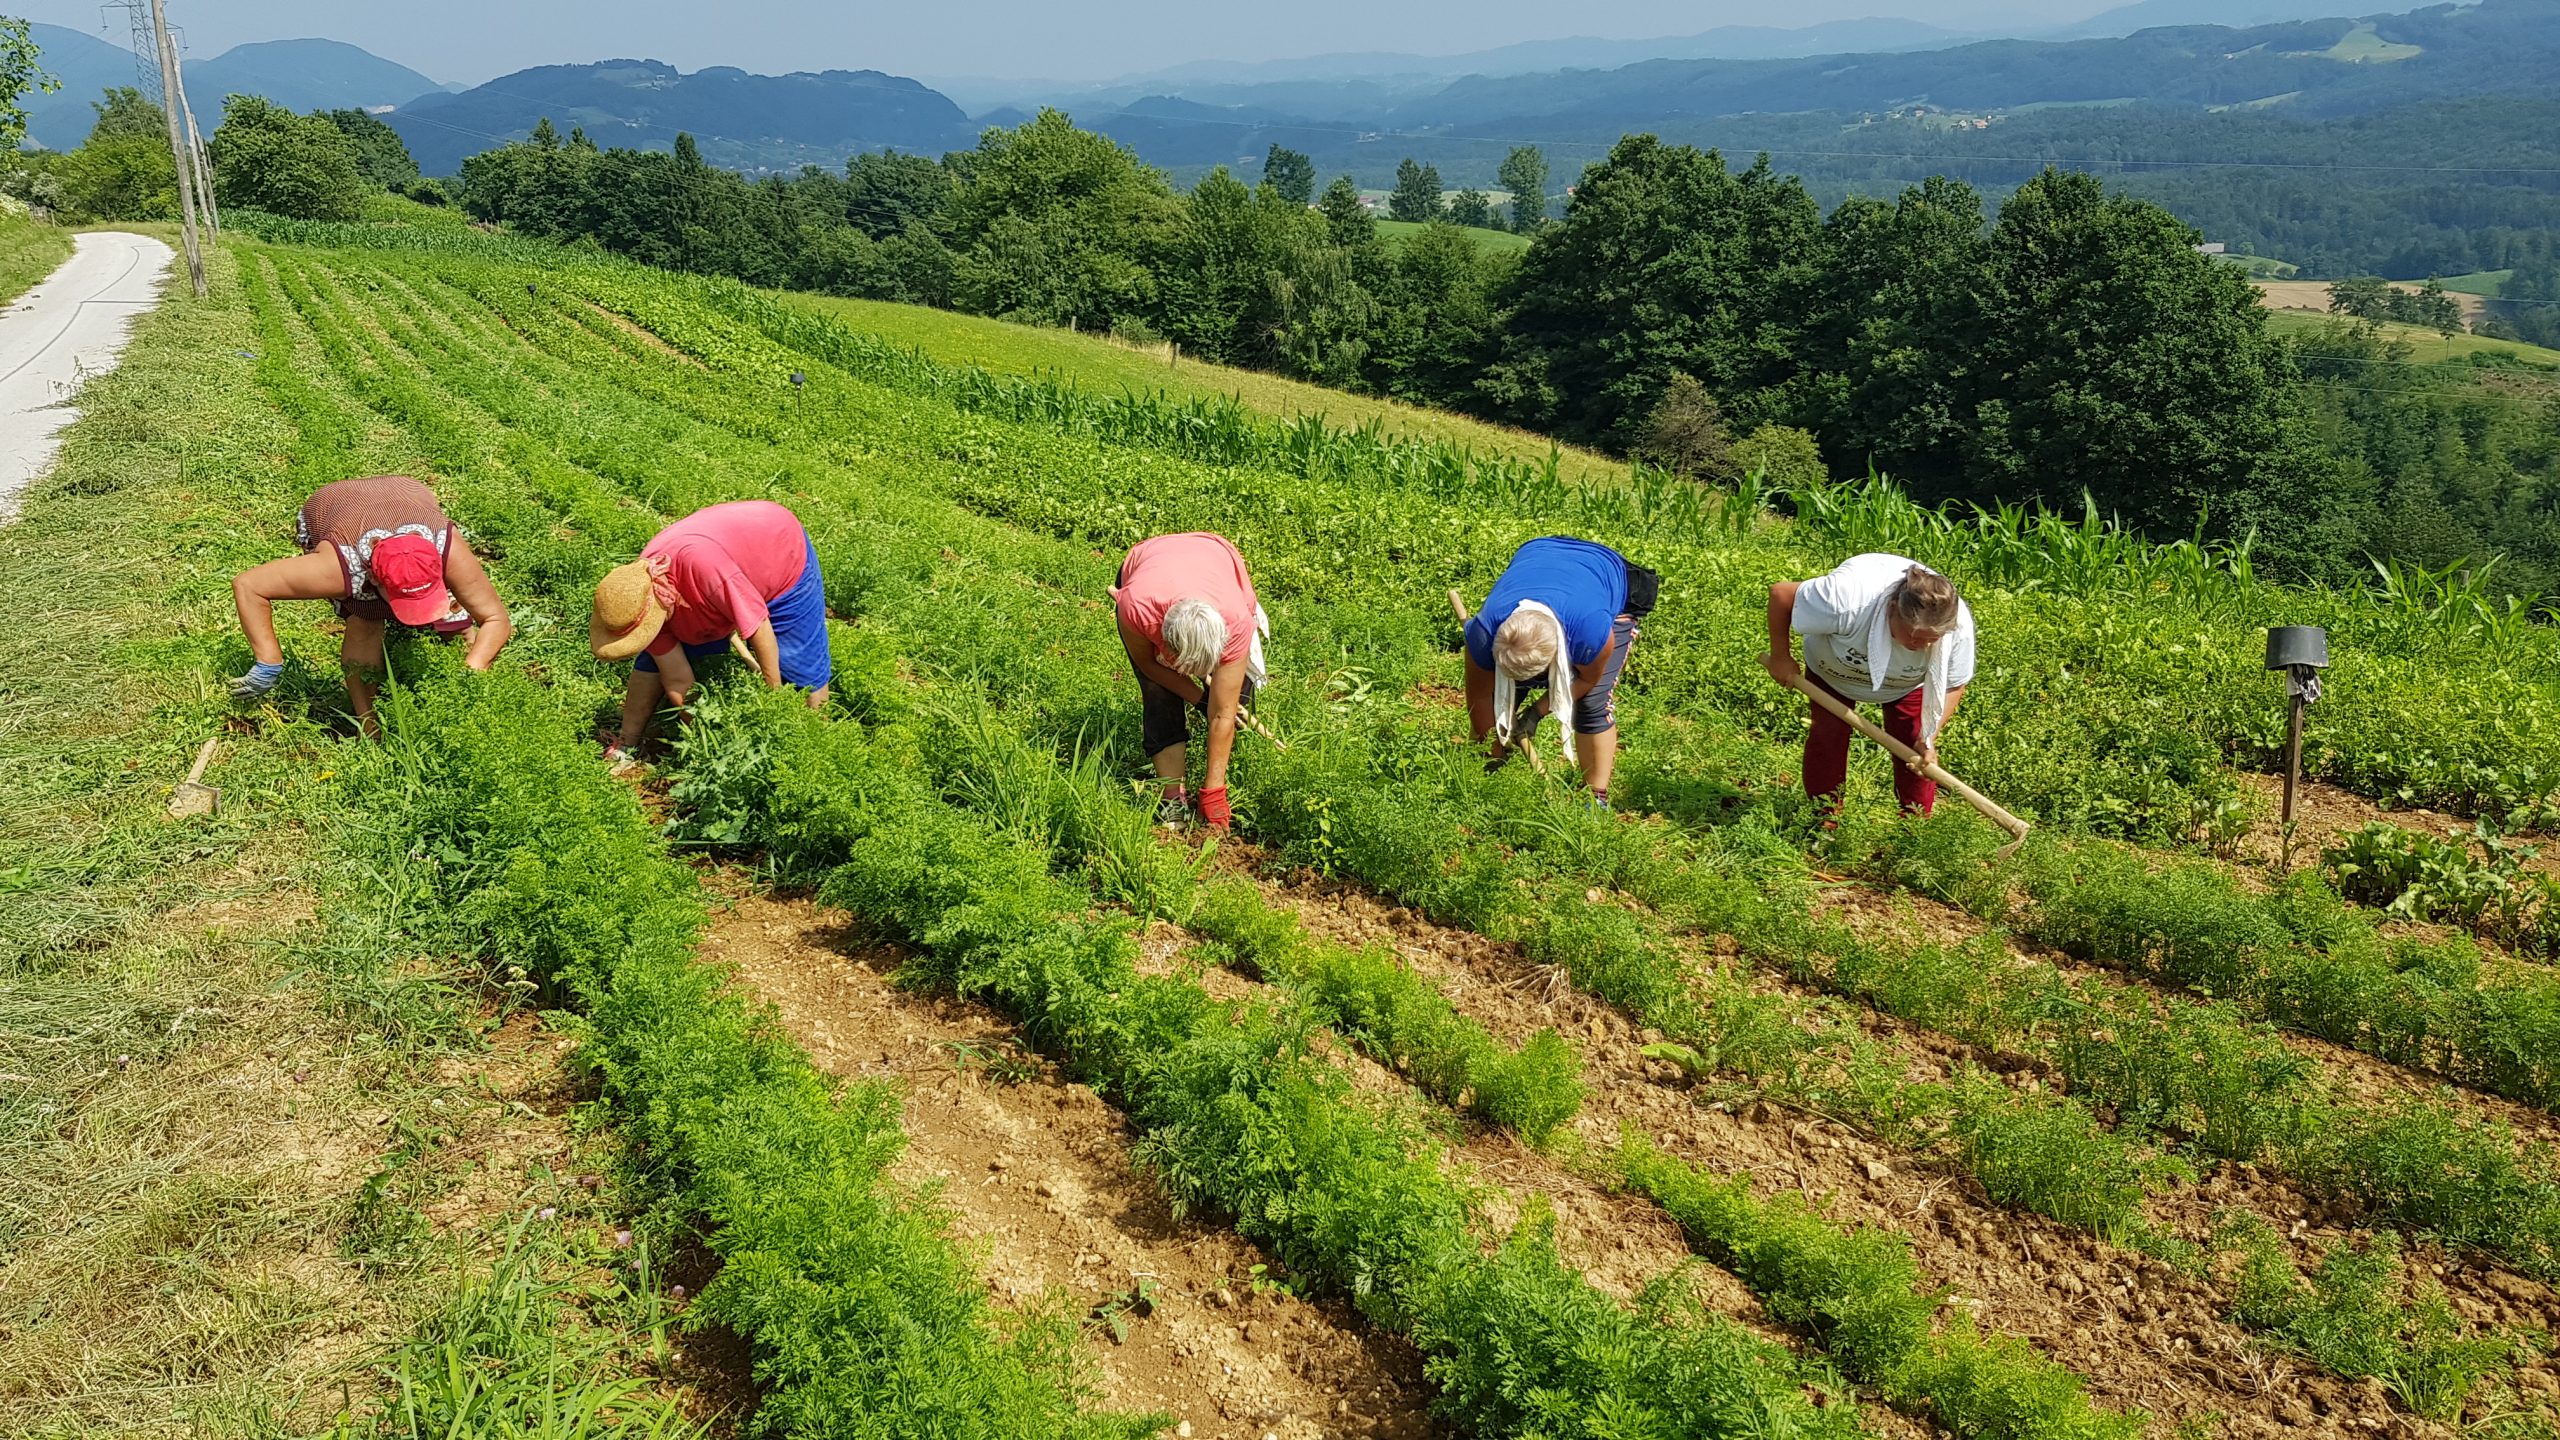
[
  {"x1": 1112, "y1": 533, "x2": 1257, "y2": 668},
  {"x1": 642, "y1": 500, "x2": 810, "y2": 652}
]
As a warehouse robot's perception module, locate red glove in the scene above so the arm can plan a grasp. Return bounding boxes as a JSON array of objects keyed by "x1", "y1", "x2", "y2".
[{"x1": 1197, "y1": 786, "x2": 1232, "y2": 831}]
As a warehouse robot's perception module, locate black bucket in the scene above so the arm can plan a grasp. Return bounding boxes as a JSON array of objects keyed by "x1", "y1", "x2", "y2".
[{"x1": 2265, "y1": 625, "x2": 2330, "y2": 670}]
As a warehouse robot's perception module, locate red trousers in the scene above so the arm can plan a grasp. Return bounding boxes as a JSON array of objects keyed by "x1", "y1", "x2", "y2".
[{"x1": 1803, "y1": 672, "x2": 1936, "y2": 815}]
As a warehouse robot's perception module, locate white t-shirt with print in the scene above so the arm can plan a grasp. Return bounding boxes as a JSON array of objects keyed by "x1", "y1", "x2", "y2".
[{"x1": 1791, "y1": 552, "x2": 1976, "y2": 704}]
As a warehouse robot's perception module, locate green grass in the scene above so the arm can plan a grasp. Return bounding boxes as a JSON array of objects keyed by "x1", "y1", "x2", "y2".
[
  {"x1": 787, "y1": 290, "x2": 1622, "y2": 484},
  {"x1": 2265, "y1": 307, "x2": 2560, "y2": 369},
  {"x1": 2217, "y1": 253, "x2": 2298, "y2": 278},
  {"x1": 1375, "y1": 217, "x2": 1532, "y2": 253},
  {"x1": 0, "y1": 212, "x2": 74, "y2": 306},
  {"x1": 2435, "y1": 270, "x2": 2513, "y2": 298},
  {"x1": 2319, "y1": 23, "x2": 2424, "y2": 63}
]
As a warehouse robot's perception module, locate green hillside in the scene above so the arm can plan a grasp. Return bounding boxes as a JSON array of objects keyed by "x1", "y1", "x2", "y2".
[
  {"x1": 24, "y1": 218, "x2": 2560, "y2": 1438},
  {"x1": 2437, "y1": 270, "x2": 2515, "y2": 297},
  {"x1": 2264, "y1": 305, "x2": 2560, "y2": 367},
  {"x1": 790, "y1": 291, "x2": 1618, "y2": 483},
  {"x1": 1375, "y1": 218, "x2": 1532, "y2": 253}
]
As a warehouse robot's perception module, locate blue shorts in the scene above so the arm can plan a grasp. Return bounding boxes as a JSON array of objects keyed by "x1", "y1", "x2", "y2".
[
  {"x1": 636, "y1": 537, "x2": 831, "y2": 690},
  {"x1": 1514, "y1": 613, "x2": 1638, "y2": 735}
]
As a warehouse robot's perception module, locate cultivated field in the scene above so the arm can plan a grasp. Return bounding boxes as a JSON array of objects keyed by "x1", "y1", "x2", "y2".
[{"x1": 14, "y1": 216, "x2": 2560, "y2": 1440}]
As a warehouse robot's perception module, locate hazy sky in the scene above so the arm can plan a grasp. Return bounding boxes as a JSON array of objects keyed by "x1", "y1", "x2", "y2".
[{"x1": 12, "y1": 0, "x2": 2113, "y2": 85}]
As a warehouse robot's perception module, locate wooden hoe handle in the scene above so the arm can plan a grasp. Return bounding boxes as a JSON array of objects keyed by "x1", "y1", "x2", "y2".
[{"x1": 1783, "y1": 673, "x2": 2032, "y2": 856}]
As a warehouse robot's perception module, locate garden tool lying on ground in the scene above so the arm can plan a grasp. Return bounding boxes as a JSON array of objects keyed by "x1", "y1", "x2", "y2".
[
  {"x1": 1780, "y1": 671, "x2": 2032, "y2": 860},
  {"x1": 1448, "y1": 588, "x2": 1549, "y2": 776},
  {"x1": 167, "y1": 738, "x2": 222, "y2": 819}
]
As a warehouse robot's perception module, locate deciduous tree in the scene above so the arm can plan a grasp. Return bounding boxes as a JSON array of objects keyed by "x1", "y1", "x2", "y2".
[{"x1": 208, "y1": 94, "x2": 370, "y2": 221}]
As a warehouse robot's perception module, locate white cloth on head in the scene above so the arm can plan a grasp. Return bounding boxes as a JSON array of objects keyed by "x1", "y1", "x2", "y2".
[
  {"x1": 1791, "y1": 552, "x2": 1975, "y2": 740},
  {"x1": 1489, "y1": 599, "x2": 1578, "y2": 767}
]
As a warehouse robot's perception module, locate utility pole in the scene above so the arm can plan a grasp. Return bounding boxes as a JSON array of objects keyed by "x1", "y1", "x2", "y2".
[
  {"x1": 167, "y1": 34, "x2": 218, "y2": 238},
  {"x1": 148, "y1": 0, "x2": 207, "y2": 296}
]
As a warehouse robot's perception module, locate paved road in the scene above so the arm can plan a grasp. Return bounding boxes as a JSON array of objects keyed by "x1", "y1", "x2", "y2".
[{"x1": 0, "y1": 231, "x2": 174, "y2": 513}]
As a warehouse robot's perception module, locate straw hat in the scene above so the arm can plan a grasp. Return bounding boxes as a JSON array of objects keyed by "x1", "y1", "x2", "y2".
[{"x1": 591, "y1": 561, "x2": 669, "y2": 659}]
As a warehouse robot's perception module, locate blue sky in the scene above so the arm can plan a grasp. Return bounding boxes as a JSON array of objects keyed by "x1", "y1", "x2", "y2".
[{"x1": 10, "y1": 1, "x2": 2110, "y2": 86}]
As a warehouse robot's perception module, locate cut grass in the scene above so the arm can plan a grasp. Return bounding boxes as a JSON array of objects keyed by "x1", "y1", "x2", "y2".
[
  {"x1": 0, "y1": 240, "x2": 704, "y2": 1437},
  {"x1": 783, "y1": 291, "x2": 1625, "y2": 485},
  {"x1": 0, "y1": 212, "x2": 74, "y2": 307}
]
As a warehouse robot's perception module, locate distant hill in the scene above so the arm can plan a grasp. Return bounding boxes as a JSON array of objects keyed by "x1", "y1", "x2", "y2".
[
  {"x1": 21, "y1": 23, "x2": 150, "y2": 150},
  {"x1": 189, "y1": 39, "x2": 442, "y2": 116},
  {"x1": 2051, "y1": 0, "x2": 2388, "y2": 40},
  {"x1": 1109, "y1": 17, "x2": 1976, "y2": 88},
  {"x1": 19, "y1": 25, "x2": 443, "y2": 149},
  {"x1": 386, "y1": 59, "x2": 975, "y2": 176}
]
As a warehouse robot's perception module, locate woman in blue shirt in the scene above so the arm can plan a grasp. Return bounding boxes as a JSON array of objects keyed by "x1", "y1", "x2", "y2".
[{"x1": 1463, "y1": 536, "x2": 1659, "y2": 809}]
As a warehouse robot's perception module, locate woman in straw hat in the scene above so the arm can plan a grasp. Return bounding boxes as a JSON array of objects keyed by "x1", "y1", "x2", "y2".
[
  {"x1": 591, "y1": 500, "x2": 831, "y2": 764},
  {"x1": 1762, "y1": 553, "x2": 1973, "y2": 817},
  {"x1": 1111, "y1": 531, "x2": 1270, "y2": 832},
  {"x1": 1462, "y1": 535, "x2": 1657, "y2": 811},
  {"x1": 229, "y1": 474, "x2": 511, "y2": 735}
]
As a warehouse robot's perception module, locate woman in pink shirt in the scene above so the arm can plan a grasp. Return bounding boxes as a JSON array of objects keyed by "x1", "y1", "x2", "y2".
[
  {"x1": 589, "y1": 500, "x2": 831, "y2": 762},
  {"x1": 1111, "y1": 532, "x2": 1267, "y2": 830}
]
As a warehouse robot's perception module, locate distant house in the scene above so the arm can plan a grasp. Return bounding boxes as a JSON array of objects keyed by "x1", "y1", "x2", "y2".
[{"x1": 2195, "y1": 242, "x2": 2229, "y2": 255}]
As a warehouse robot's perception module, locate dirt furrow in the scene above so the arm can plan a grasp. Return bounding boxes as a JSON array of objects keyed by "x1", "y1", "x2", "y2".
[
  {"x1": 1241, "y1": 866, "x2": 2472, "y2": 1438},
  {"x1": 1818, "y1": 880, "x2": 2560, "y2": 1154},
  {"x1": 698, "y1": 881, "x2": 1434, "y2": 1440}
]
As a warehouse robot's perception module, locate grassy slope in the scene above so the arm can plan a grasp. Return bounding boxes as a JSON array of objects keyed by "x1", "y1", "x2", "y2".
[
  {"x1": 790, "y1": 292, "x2": 1627, "y2": 485},
  {"x1": 2264, "y1": 306, "x2": 2560, "y2": 368},
  {"x1": 1376, "y1": 218, "x2": 1532, "y2": 252},
  {"x1": 0, "y1": 239, "x2": 698, "y2": 1434},
  {"x1": 0, "y1": 213, "x2": 74, "y2": 305},
  {"x1": 2437, "y1": 270, "x2": 2514, "y2": 298}
]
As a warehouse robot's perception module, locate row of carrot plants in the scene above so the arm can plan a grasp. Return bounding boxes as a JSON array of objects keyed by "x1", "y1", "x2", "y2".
[
  {"x1": 247, "y1": 243, "x2": 1930, "y2": 1439},
  {"x1": 676, "y1": 677, "x2": 2148, "y2": 1440},
  {"x1": 285, "y1": 235, "x2": 2560, "y2": 1255},
  {"x1": 256, "y1": 238, "x2": 2552, "y2": 1428},
  {"x1": 257, "y1": 241, "x2": 2167, "y2": 1440},
  {"x1": 1861, "y1": 815, "x2": 2560, "y2": 1119},
  {"x1": 235, "y1": 264, "x2": 1166, "y2": 1433}
]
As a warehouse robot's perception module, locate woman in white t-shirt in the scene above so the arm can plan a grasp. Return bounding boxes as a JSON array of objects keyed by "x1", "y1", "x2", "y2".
[{"x1": 1761, "y1": 553, "x2": 1974, "y2": 817}]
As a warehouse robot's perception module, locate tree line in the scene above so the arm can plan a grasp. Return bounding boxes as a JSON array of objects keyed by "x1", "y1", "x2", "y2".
[
  {"x1": 457, "y1": 112, "x2": 2560, "y2": 594},
  {"x1": 13, "y1": 85, "x2": 2556, "y2": 597}
]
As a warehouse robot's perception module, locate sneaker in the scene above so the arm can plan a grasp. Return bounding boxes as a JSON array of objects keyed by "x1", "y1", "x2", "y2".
[{"x1": 1156, "y1": 796, "x2": 1196, "y2": 828}]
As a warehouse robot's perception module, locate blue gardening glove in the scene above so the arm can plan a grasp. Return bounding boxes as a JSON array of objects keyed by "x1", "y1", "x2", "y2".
[{"x1": 230, "y1": 661, "x2": 283, "y2": 699}]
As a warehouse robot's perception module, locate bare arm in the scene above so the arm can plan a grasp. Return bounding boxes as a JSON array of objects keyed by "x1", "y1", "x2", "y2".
[
  {"x1": 1118, "y1": 614, "x2": 1205, "y2": 705},
  {"x1": 746, "y1": 624, "x2": 784, "y2": 689},
  {"x1": 1201, "y1": 658, "x2": 1248, "y2": 791},
  {"x1": 1922, "y1": 684, "x2": 1968, "y2": 768},
  {"x1": 1570, "y1": 634, "x2": 1616, "y2": 701},
  {"x1": 443, "y1": 534, "x2": 512, "y2": 671},
  {"x1": 232, "y1": 551, "x2": 349, "y2": 665},
  {"x1": 1762, "y1": 581, "x2": 1803, "y2": 686}
]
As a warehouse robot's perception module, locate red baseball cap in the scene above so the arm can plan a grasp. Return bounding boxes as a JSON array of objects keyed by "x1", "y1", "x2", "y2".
[{"x1": 370, "y1": 534, "x2": 454, "y2": 627}]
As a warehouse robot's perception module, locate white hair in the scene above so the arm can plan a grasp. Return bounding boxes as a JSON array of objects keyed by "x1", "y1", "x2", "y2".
[
  {"x1": 1161, "y1": 598, "x2": 1229, "y2": 678},
  {"x1": 1492, "y1": 611, "x2": 1561, "y2": 680}
]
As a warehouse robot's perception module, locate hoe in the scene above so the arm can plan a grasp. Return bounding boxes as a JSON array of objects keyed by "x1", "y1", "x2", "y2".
[{"x1": 1780, "y1": 671, "x2": 2033, "y2": 860}]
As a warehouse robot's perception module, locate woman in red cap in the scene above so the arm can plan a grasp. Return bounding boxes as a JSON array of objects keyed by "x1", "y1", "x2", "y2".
[{"x1": 228, "y1": 475, "x2": 511, "y2": 733}]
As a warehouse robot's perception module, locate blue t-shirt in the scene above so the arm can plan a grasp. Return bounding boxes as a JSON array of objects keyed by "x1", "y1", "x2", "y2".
[{"x1": 1464, "y1": 537, "x2": 1628, "y2": 670}]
